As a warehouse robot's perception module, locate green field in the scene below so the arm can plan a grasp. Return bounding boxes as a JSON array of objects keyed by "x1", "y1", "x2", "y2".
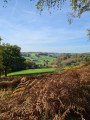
[
  {"x1": 22, "y1": 53, "x2": 56, "y2": 65},
  {"x1": 7, "y1": 68, "x2": 56, "y2": 76}
]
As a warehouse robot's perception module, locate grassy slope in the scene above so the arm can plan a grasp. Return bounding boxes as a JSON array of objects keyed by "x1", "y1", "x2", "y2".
[{"x1": 7, "y1": 68, "x2": 56, "y2": 76}]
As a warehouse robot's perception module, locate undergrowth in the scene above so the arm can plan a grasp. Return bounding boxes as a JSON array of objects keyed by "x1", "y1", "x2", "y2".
[{"x1": 0, "y1": 63, "x2": 89, "y2": 120}]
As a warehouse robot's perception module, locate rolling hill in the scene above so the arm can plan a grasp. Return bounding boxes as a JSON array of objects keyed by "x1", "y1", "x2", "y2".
[{"x1": 21, "y1": 52, "x2": 58, "y2": 65}]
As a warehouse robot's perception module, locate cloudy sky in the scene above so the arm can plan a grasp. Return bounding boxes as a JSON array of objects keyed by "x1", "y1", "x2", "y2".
[{"x1": 0, "y1": 0, "x2": 90, "y2": 53}]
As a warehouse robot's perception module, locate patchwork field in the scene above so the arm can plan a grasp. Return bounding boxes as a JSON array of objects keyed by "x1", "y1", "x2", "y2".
[{"x1": 22, "y1": 52, "x2": 57, "y2": 65}]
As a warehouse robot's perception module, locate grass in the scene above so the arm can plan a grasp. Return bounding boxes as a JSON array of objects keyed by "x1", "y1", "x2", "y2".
[
  {"x1": 24, "y1": 56, "x2": 30, "y2": 59},
  {"x1": 7, "y1": 68, "x2": 56, "y2": 76}
]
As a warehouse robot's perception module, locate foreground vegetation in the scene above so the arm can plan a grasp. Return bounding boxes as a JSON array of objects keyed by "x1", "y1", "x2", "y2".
[{"x1": 0, "y1": 62, "x2": 90, "y2": 120}]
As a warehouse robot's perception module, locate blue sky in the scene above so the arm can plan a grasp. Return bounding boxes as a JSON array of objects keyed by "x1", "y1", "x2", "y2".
[{"x1": 0, "y1": 0, "x2": 90, "y2": 53}]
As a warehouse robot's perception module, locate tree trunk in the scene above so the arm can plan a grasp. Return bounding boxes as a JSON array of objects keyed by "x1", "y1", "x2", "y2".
[
  {"x1": 5, "y1": 69, "x2": 7, "y2": 77},
  {"x1": 0, "y1": 72, "x2": 1, "y2": 77}
]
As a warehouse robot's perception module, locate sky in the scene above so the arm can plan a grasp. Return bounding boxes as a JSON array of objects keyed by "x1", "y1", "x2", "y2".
[{"x1": 0, "y1": 0, "x2": 90, "y2": 53}]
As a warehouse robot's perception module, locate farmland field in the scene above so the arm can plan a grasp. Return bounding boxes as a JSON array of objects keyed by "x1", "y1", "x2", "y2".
[
  {"x1": 22, "y1": 52, "x2": 57, "y2": 65},
  {"x1": 7, "y1": 68, "x2": 56, "y2": 76}
]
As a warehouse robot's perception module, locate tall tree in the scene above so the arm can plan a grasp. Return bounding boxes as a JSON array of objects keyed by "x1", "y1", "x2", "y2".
[{"x1": 2, "y1": 43, "x2": 25, "y2": 77}]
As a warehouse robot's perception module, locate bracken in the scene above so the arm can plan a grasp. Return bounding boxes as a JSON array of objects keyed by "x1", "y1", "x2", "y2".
[{"x1": 0, "y1": 63, "x2": 90, "y2": 120}]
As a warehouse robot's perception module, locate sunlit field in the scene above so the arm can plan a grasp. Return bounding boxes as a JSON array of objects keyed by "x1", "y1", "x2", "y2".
[{"x1": 7, "y1": 68, "x2": 56, "y2": 76}]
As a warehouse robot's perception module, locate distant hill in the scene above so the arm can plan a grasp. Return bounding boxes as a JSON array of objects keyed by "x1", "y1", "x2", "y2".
[
  {"x1": 21, "y1": 52, "x2": 90, "y2": 68},
  {"x1": 21, "y1": 52, "x2": 58, "y2": 65},
  {"x1": 49, "y1": 52, "x2": 90, "y2": 68}
]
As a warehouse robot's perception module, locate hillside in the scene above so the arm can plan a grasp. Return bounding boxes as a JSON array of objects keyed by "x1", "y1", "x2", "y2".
[
  {"x1": 0, "y1": 63, "x2": 90, "y2": 120},
  {"x1": 21, "y1": 52, "x2": 90, "y2": 68},
  {"x1": 21, "y1": 52, "x2": 58, "y2": 65},
  {"x1": 50, "y1": 53, "x2": 90, "y2": 68}
]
